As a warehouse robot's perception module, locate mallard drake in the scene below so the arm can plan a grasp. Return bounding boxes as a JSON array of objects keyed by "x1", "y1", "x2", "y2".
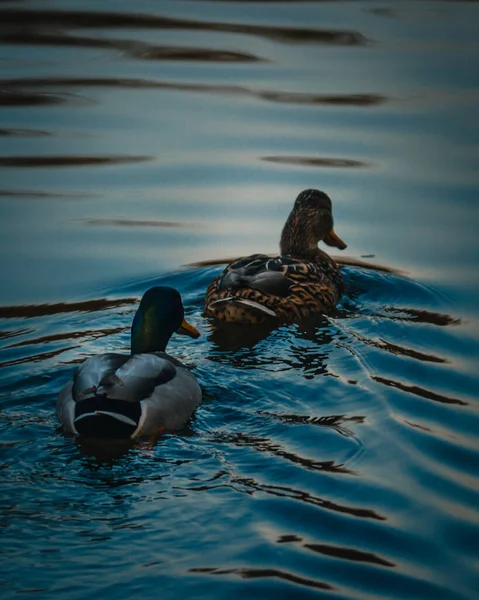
[
  {"x1": 205, "y1": 189, "x2": 347, "y2": 323},
  {"x1": 57, "y1": 286, "x2": 202, "y2": 439}
]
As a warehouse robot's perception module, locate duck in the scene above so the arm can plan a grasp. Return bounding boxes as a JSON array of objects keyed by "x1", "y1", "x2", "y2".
[
  {"x1": 205, "y1": 189, "x2": 347, "y2": 324},
  {"x1": 57, "y1": 286, "x2": 202, "y2": 439}
]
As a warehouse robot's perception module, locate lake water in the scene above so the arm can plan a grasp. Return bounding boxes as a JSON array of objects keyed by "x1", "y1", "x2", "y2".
[{"x1": 1, "y1": 1, "x2": 478, "y2": 598}]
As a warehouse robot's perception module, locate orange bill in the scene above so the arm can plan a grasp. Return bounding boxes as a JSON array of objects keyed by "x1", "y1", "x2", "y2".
[
  {"x1": 323, "y1": 229, "x2": 347, "y2": 250},
  {"x1": 177, "y1": 319, "x2": 200, "y2": 339}
]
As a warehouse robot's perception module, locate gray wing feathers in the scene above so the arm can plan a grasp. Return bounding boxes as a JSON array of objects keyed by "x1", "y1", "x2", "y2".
[
  {"x1": 72, "y1": 353, "x2": 127, "y2": 401},
  {"x1": 61, "y1": 353, "x2": 201, "y2": 436},
  {"x1": 138, "y1": 367, "x2": 202, "y2": 434},
  {"x1": 98, "y1": 354, "x2": 177, "y2": 402},
  {"x1": 72, "y1": 353, "x2": 176, "y2": 403},
  {"x1": 219, "y1": 268, "x2": 292, "y2": 297}
]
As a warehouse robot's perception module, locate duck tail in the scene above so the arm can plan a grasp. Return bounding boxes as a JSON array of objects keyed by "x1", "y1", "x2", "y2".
[{"x1": 73, "y1": 397, "x2": 142, "y2": 439}]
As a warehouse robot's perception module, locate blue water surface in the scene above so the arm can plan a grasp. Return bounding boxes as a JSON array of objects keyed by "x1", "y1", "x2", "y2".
[{"x1": 0, "y1": 1, "x2": 478, "y2": 599}]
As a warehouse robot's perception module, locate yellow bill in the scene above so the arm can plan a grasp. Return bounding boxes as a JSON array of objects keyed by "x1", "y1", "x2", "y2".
[
  {"x1": 177, "y1": 319, "x2": 200, "y2": 339},
  {"x1": 323, "y1": 229, "x2": 347, "y2": 250}
]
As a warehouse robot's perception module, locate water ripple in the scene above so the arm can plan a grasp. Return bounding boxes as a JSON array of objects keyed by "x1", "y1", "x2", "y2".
[
  {"x1": 0, "y1": 77, "x2": 387, "y2": 107},
  {"x1": 0, "y1": 2, "x2": 478, "y2": 596},
  {"x1": 262, "y1": 156, "x2": 370, "y2": 168},
  {"x1": 0, "y1": 155, "x2": 153, "y2": 168},
  {"x1": 0, "y1": 297, "x2": 136, "y2": 319},
  {"x1": 0, "y1": 8, "x2": 368, "y2": 46},
  {"x1": 372, "y1": 375, "x2": 468, "y2": 406},
  {"x1": 82, "y1": 218, "x2": 202, "y2": 229},
  {"x1": 226, "y1": 478, "x2": 386, "y2": 521},
  {"x1": 209, "y1": 431, "x2": 357, "y2": 474},
  {"x1": 189, "y1": 566, "x2": 334, "y2": 591},
  {"x1": 303, "y1": 542, "x2": 395, "y2": 568}
]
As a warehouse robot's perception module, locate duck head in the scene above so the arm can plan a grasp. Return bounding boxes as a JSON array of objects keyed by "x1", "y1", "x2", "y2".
[
  {"x1": 131, "y1": 286, "x2": 200, "y2": 355},
  {"x1": 280, "y1": 189, "x2": 347, "y2": 257}
]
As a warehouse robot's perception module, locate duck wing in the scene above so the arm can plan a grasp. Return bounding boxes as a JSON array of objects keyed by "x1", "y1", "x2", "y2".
[
  {"x1": 217, "y1": 254, "x2": 296, "y2": 297},
  {"x1": 205, "y1": 253, "x2": 343, "y2": 322},
  {"x1": 140, "y1": 359, "x2": 202, "y2": 433},
  {"x1": 71, "y1": 353, "x2": 128, "y2": 401},
  {"x1": 71, "y1": 352, "x2": 176, "y2": 401},
  {"x1": 59, "y1": 352, "x2": 184, "y2": 438}
]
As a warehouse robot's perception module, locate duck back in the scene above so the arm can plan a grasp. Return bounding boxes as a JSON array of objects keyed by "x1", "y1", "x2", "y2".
[
  {"x1": 205, "y1": 252, "x2": 343, "y2": 323},
  {"x1": 57, "y1": 352, "x2": 200, "y2": 438}
]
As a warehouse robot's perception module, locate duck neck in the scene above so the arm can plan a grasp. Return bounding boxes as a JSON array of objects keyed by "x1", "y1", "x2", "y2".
[
  {"x1": 130, "y1": 311, "x2": 170, "y2": 355},
  {"x1": 280, "y1": 215, "x2": 318, "y2": 258}
]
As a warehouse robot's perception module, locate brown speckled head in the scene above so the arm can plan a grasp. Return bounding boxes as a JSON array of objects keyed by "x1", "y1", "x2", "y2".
[
  {"x1": 294, "y1": 189, "x2": 332, "y2": 211},
  {"x1": 280, "y1": 189, "x2": 346, "y2": 257}
]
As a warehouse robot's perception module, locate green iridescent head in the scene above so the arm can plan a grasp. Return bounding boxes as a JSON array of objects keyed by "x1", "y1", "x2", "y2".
[{"x1": 130, "y1": 286, "x2": 200, "y2": 355}]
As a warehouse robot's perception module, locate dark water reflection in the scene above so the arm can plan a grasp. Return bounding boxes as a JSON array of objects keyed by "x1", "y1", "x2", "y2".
[
  {"x1": 0, "y1": 155, "x2": 153, "y2": 167},
  {"x1": 0, "y1": 8, "x2": 368, "y2": 46},
  {"x1": 1, "y1": 1, "x2": 479, "y2": 599},
  {"x1": 0, "y1": 76, "x2": 387, "y2": 108}
]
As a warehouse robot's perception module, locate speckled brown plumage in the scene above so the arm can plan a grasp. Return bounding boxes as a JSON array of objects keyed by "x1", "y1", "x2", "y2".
[{"x1": 204, "y1": 189, "x2": 347, "y2": 324}]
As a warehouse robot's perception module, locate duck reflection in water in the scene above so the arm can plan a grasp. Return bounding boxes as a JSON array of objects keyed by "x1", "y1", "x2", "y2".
[{"x1": 207, "y1": 312, "x2": 337, "y2": 378}]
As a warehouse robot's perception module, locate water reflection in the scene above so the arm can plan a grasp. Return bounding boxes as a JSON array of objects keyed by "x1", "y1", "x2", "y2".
[
  {"x1": 0, "y1": 128, "x2": 50, "y2": 137},
  {"x1": 262, "y1": 156, "x2": 369, "y2": 168},
  {"x1": 207, "y1": 321, "x2": 277, "y2": 354},
  {"x1": 83, "y1": 218, "x2": 200, "y2": 229},
  {"x1": 75, "y1": 436, "x2": 135, "y2": 461},
  {"x1": 1, "y1": 263, "x2": 474, "y2": 597},
  {"x1": 0, "y1": 89, "x2": 67, "y2": 106},
  {"x1": 1, "y1": 1, "x2": 478, "y2": 597},
  {"x1": 373, "y1": 375, "x2": 468, "y2": 407},
  {"x1": 189, "y1": 566, "x2": 333, "y2": 591},
  {"x1": 303, "y1": 542, "x2": 395, "y2": 568},
  {"x1": 0, "y1": 297, "x2": 136, "y2": 319},
  {"x1": 383, "y1": 307, "x2": 461, "y2": 327},
  {"x1": 5, "y1": 326, "x2": 126, "y2": 350},
  {"x1": 225, "y1": 478, "x2": 386, "y2": 521},
  {"x1": 0, "y1": 77, "x2": 387, "y2": 107},
  {"x1": 1, "y1": 8, "x2": 368, "y2": 46},
  {"x1": 1, "y1": 30, "x2": 264, "y2": 63},
  {"x1": 262, "y1": 413, "x2": 366, "y2": 438},
  {"x1": 0, "y1": 189, "x2": 92, "y2": 198},
  {"x1": 0, "y1": 345, "x2": 79, "y2": 369},
  {"x1": 207, "y1": 317, "x2": 336, "y2": 378},
  {"x1": 0, "y1": 155, "x2": 152, "y2": 167},
  {"x1": 350, "y1": 331, "x2": 448, "y2": 364},
  {"x1": 210, "y1": 431, "x2": 355, "y2": 475}
]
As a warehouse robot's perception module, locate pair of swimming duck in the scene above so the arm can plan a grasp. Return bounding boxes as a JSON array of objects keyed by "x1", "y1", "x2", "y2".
[{"x1": 58, "y1": 189, "x2": 347, "y2": 439}]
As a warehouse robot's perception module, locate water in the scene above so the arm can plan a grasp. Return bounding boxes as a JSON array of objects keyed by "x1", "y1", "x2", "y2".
[{"x1": 1, "y1": 1, "x2": 478, "y2": 598}]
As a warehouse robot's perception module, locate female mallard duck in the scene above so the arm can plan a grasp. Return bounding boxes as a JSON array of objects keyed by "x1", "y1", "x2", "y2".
[
  {"x1": 205, "y1": 189, "x2": 347, "y2": 323},
  {"x1": 57, "y1": 286, "x2": 202, "y2": 439}
]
